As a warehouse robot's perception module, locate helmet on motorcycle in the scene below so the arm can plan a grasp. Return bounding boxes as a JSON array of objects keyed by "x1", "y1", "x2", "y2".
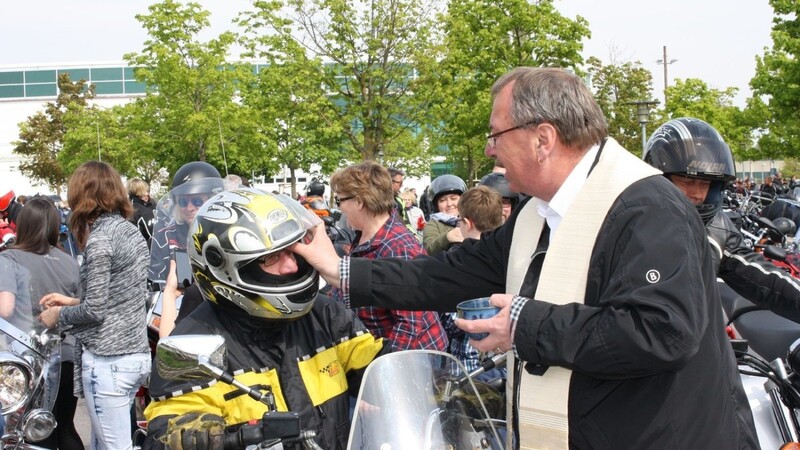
[
  {"x1": 431, "y1": 175, "x2": 467, "y2": 206},
  {"x1": 0, "y1": 191, "x2": 15, "y2": 212},
  {"x1": 306, "y1": 180, "x2": 325, "y2": 197},
  {"x1": 187, "y1": 188, "x2": 322, "y2": 320},
  {"x1": 643, "y1": 117, "x2": 735, "y2": 224},
  {"x1": 773, "y1": 217, "x2": 797, "y2": 238},
  {"x1": 171, "y1": 161, "x2": 223, "y2": 196},
  {"x1": 479, "y1": 173, "x2": 519, "y2": 207}
]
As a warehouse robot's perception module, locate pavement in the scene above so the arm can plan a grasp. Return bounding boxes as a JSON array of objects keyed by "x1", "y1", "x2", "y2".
[{"x1": 75, "y1": 397, "x2": 91, "y2": 448}]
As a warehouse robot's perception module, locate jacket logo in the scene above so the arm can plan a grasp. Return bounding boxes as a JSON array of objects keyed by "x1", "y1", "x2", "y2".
[
  {"x1": 319, "y1": 361, "x2": 341, "y2": 377},
  {"x1": 646, "y1": 270, "x2": 660, "y2": 283}
]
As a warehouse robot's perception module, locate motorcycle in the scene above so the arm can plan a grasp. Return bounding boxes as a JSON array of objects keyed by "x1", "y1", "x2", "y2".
[
  {"x1": 0, "y1": 306, "x2": 61, "y2": 448},
  {"x1": 153, "y1": 334, "x2": 505, "y2": 449}
]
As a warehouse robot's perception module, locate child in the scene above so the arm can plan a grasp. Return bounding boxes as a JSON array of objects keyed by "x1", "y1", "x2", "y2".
[{"x1": 443, "y1": 186, "x2": 506, "y2": 381}]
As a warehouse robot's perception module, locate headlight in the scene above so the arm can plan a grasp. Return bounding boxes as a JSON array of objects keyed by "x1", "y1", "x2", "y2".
[
  {"x1": 0, "y1": 361, "x2": 32, "y2": 414},
  {"x1": 22, "y1": 408, "x2": 56, "y2": 442}
]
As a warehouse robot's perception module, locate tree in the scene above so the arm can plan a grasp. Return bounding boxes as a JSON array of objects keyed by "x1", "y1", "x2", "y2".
[
  {"x1": 750, "y1": 0, "x2": 800, "y2": 158},
  {"x1": 421, "y1": 0, "x2": 591, "y2": 183},
  {"x1": 124, "y1": 0, "x2": 257, "y2": 180},
  {"x1": 13, "y1": 73, "x2": 96, "y2": 194},
  {"x1": 59, "y1": 99, "x2": 165, "y2": 184},
  {"x1": 665, "y1": 78, "x2": 754, "y2": 161},
  {"x1": 239, "y1": 38, "x2": 346, "y2": 197},
  {"x1": 237, "y1": 0, "x2": 439, "y2": 168},
  {"x1": 586, "y1": 56, "x2": 656, "y2": 156}
]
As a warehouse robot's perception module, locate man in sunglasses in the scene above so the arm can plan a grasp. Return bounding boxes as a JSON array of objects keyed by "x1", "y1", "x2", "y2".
[{"x1": 148, "y1": 161, "x2": 225, "y2": 287}]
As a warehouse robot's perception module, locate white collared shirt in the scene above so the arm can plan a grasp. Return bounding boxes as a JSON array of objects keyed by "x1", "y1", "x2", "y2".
[{"x1": 535, "y1": 144, "x2": 601, "y2": 243}]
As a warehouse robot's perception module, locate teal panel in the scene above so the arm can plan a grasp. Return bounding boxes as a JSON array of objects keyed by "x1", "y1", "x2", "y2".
[
  {"x1": 0, "y1": 71, "x2": 24, "y2": 85},
  {"x1": 0, "y1": 84, "x2": 24, "y2": 98},
  {"x1": 91, "y1": 67, "x2": 122, "y2": 81},
  {"x1": 60, "y1": 68, "x2": 90, "y2": 82},
  {"x1": 123, "y1": 67, "x2": 137, "y2": 79},
  {"x1": 26, "y1": 70, "x2": 57, "y2": 83},
  {"x1": 93, "y1": 81, "x2": 124, "y2": 95},
  {"x1": 124, "y1": 81, "x2": 147, "y2": 94},
  {"x1": 26, "y1": 84, "x2": 57, "y2": 97}
]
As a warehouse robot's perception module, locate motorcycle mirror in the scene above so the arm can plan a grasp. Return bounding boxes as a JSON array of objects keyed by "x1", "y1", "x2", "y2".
[
  {"x1": 764, "y1": 245, "x2": 788, "y2": 262},
  {"x1": 156, "y1": 335, "x2": 227, "y2": 381}
]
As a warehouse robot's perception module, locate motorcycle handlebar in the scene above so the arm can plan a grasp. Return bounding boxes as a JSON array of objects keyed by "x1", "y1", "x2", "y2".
[{"x1": 221, "y1": 412, "x2": 322, "y2": 450}]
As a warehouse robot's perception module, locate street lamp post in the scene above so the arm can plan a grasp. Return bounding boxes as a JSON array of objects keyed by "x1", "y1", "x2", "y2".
[
  {"x1": 625, "y1": 100, "x2": 660, "y2": 153},
  {"x1": 656, "y1": 45, "x2": 678, "y2": 109}
]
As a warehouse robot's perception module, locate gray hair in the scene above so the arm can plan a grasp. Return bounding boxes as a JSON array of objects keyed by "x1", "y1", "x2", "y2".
[{"x1": 491, "y1": 67, "x2": 608, "y2": 150}]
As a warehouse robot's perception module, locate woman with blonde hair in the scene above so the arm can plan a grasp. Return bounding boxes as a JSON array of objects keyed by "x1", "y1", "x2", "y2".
[{"x1": 40, "y1": 161, "x2": 150, "y2": 450}]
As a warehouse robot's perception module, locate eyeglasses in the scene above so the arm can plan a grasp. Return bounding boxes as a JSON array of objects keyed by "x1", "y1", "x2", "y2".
[
  {"x1": 392, "y1": 179, "x2": 403, "y2": 185},
  {"x1": 486, "y1": 120, "x2": 541, "y2": 148},
  {"x1": 256, "y1": 252, "x2": 282, "y2": 267},
  {"x1": 335, "y1": 196, "x2": 355, "y2": 207},
  {"x1": 177, "y1": 197, "x2": 207, "y2": 208}
]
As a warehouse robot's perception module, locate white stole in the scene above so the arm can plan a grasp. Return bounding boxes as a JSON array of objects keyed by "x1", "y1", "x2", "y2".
[{"x1": 505, "y1": 139, "x2": 661, "y2": 449}]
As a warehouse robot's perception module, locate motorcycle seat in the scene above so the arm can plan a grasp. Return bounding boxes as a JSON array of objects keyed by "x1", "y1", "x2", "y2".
[{"x1": 734, "y1": 310, "x2": 800, "y2": 362}]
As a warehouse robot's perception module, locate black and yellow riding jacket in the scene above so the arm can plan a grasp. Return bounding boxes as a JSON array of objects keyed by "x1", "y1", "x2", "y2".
[{"x1": 143, "y1": 294, "x2": 388, "y2": 449}]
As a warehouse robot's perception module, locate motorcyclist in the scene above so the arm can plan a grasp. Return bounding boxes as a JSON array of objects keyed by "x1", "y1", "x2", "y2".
[
  {"x1": 644, "y1": 117, "x2": 800, "y2": 323},
  {"x1": 148, "y1": 161, "x2": 225, "y2": 284},
  {"x1": 143, "y1": 188, "x2": 389, "y2": 450}
]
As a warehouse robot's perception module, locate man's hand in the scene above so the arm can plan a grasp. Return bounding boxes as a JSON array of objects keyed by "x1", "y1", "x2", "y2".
[
  {"x1": 291, "y1": 223, "x2": 342, "y2": 287},
  {"x1": 39, "y1": 306, "x2": 60, "y2": 329},
  {"x1": 455, "y1": 294, "x2": 515, "y2": 353},
  {"x1": 446, "y1": 226, "x2": 464, "y2": 244},
  {"x1": 163, "y1": 412, "x2": 225, "y2": 450}
]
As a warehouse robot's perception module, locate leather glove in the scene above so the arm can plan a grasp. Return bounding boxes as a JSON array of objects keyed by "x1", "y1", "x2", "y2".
[{"x1": 163, "y1": 412, "x2": 225, "y2": 450}]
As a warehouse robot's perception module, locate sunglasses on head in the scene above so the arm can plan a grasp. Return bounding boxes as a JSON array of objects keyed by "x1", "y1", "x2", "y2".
[{"x1": 177, "y1": 197, "x2": 206, "y2": 208}]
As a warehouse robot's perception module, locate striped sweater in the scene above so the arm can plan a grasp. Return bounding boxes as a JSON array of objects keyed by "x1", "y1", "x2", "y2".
[{"x1": 59, "y1": 212, "x2": 150, "y2": 356}]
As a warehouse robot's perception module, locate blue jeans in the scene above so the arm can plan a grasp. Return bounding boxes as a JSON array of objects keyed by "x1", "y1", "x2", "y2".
[{"x1": 81, "y1": 349, "x2": 151, "y2": 450}]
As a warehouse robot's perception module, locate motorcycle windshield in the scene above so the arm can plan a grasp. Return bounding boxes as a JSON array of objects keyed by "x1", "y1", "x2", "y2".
[
  {"x1": 149, "y1": 177, "x2": 226, "y2": 284},
  {"x1": 348, "y1": 350, "x2": 503, "y2": 450}
]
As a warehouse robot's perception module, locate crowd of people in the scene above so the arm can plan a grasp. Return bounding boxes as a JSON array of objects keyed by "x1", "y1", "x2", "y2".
[{"x1": 4, "y1": 65, "x2": 800, "y2": 450}]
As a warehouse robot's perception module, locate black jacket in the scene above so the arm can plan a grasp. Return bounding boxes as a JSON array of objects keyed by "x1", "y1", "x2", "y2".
[
  {"x1": 708, "y1": 211, "x2": 800, "y2": 322},
  {"x1": 348, "y1": 175, "x2": 758, "y2": 449},
  {"x1": 144, "y1": 296, "x2": 388, "y2": 450},
  {"x1": 130, "y1": 195, "x2": 155, "y2": 248}
]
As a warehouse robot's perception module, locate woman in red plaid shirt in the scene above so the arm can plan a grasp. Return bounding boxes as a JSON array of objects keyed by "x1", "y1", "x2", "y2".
[{"x1": 328, "y1": 161, "x2": 448, "y2": 351}]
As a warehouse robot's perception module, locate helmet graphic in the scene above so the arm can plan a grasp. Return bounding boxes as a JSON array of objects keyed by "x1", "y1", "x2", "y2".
[
  {"x1": 431, "y1": 174, "x2": 467, "y2": 205},
  {"x1": 188, "y1": 188, "x2": 322, "y2": 320},
  {"x1": 644, "y1": 117, "x2": 735, "y2": 224}
]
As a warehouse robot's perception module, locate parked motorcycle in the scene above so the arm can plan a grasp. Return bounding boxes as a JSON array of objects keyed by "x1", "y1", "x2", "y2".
[
  {"x1": 153, "y1": 334, "x2": 505, "y2": 449},
  {"x1": 0, "y1": 307, "x2": 61, "y2": 448}
]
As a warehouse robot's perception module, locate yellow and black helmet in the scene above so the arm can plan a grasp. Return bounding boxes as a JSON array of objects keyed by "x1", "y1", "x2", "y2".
[{"x1": 187, "y1": 188, "x2": 322, "y2": 320}]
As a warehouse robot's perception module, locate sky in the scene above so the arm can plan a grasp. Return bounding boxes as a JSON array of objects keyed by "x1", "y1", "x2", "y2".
[{"x1": 0, "y1": 0, "x2": 776, "y2": 108}]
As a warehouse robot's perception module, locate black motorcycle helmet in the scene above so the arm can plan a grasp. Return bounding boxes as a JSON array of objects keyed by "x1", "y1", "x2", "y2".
[
  {"x1": 479, "y1": 173, "x2": 520, "y2": 210},
  {"x1": 172, "y1": 161, "x2": 222, "y2": 196},
  {"x1": 774, "y1": 217, "x2": 797, "y2": 238},
  {"x1": 643, "y1": 117, "x2": 735, "y2": 224},
  {"x1": 430, "y1": 175, "x2": 467, "y2": 207},
  {"x1": 306, "y1": 180, "x2": 325, "y2": 197}
]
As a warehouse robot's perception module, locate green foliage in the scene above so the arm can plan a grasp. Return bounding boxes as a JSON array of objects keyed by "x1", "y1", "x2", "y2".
[
  {"x1": 666, "y1": 78, "x2": 754, "y2": 161},
  {"x1": 124, "y1": 0, "x2": 258, "y2": 180},
  {"x1": 12, "y1": 73, "x2": 96, "y2": 194},
  {"x1": 750, "y1": 0, "x2": 800, "y2": 159},
  {"x1": 237, "y1": 0, "x2": 438, "y2": 173},
  {"x1": 420, "y1": 0, "x2": 591, "y2": 182},
  {"x1": 586, "y1": 57, "x2": 656, "y2": 156},
  {"x1": 782, "y1": 158, "x2": 800, "y2": 179}
]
